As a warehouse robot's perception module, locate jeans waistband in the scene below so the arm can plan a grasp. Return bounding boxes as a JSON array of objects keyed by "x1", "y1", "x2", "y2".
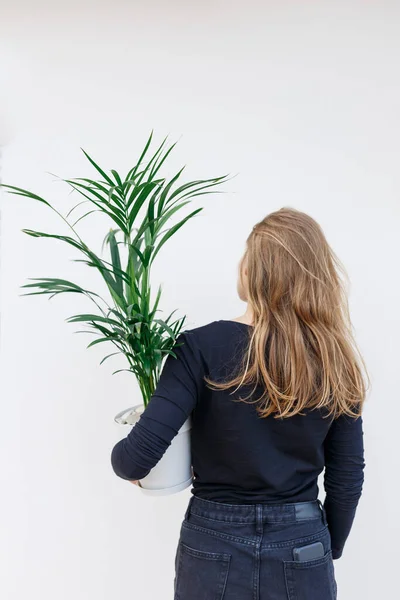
[{"x1": 185, "y1": 495, "x2": 327, "y2": 526}]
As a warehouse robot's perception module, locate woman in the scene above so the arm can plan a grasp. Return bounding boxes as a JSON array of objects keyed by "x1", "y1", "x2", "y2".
[{"x1": 111, "y1": 207, "x2": 367, "y2": 600}]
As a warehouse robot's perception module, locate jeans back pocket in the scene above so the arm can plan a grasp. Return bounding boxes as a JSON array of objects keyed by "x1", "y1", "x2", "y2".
[
  {"x1": 284, "y1": 549, "x2": 337, "y2": 600},
  {"x1": 174, "y1": 542, "x2": 231, "y2": 600}
]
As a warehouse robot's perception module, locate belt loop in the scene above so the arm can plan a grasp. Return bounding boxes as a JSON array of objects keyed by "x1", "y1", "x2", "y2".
[
  {"x1": 317, "y1": 499, "x2": 328, "y2": 526},
  {"x1": 184, "y1": 495, "x2": 194, "y2": 521},
  {"x1": 255, "y1": 504, "x2": 263, "y2": 534}
]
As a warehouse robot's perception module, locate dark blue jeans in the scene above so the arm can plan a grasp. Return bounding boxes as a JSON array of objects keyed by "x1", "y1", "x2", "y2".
[{"x1": 174, "y1": 496, "x2": 337, "y2": 600}]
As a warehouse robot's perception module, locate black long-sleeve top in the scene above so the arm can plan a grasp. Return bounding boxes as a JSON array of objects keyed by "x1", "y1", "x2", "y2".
[{"x1": 111, "y1": 320, "x2": 365, "y2": 559}]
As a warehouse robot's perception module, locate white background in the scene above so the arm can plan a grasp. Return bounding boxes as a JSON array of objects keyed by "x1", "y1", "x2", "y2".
[{"x1": 1, "y1": 1, "x2": 399, "y2": 599}]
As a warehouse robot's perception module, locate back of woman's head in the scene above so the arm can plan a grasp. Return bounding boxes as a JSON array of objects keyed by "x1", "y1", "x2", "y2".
[{"x1": 206, "y1": 207, "x2": 369, "y2": 419}]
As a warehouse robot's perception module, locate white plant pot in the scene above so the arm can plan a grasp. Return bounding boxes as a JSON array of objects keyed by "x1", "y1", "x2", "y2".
[{"x1": 114, "y1": 404, "x2": 193, "y2": 496}]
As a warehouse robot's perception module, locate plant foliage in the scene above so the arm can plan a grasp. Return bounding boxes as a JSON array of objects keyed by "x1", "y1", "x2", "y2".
[{"x1": 2, "y1": 133, "x2": 228, "y2": 405}]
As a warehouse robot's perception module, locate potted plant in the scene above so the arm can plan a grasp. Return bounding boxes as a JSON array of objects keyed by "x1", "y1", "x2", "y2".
[{"x1": 2, "y1": 132, "x2": 227, "y2": 495}]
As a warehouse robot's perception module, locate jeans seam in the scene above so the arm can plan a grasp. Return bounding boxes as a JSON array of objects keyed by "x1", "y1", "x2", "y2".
[
  {"x1": 182, "y1": 522, "x2": 328, "y2": 550},
  {"x1": 190, "y1": 511, "x2": 253, "y2": 524},
  {"x1": 189, "y1": 511, "x2": 321, "y2": 525},
  {"x1": 253, "y1": 540, "x2": 261, "y2": 600},
  {"x1": 182, "y1": 521, "x2": 257, "y2": 547},
  {"x1": 262, "y1": 526, "x2": 329, "y2": 549},
  {"x1": 180, "y1": 541, "x2": 231, "y2": 562}
]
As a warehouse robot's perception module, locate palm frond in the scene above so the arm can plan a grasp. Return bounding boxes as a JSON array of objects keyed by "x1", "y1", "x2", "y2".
[{"x1": 1, "y1": 133, "x2": 229, "y2": 405}]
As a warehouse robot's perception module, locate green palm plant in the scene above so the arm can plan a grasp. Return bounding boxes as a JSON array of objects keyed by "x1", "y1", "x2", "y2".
[{"x1": 2, "y1": 133, "x2": 228, "y2": 406}]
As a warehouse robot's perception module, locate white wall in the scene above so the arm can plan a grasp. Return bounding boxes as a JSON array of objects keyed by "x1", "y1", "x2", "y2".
[{"x1": 1, "y1": 2, "x2": 399, "y2": 599}]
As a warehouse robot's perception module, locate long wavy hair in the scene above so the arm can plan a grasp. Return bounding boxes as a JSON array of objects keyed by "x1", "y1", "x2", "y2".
[{"x1": 205, "y1": 208, "x2": 369, "y2": 419}]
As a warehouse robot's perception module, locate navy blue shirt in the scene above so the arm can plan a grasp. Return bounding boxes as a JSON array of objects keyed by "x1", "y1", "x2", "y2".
[{"x1": 111, "y1": 320, "x2": 365, "y2": 559}]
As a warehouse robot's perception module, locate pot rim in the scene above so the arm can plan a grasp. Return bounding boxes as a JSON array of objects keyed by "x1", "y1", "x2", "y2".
[
  {"x1": 114, "y1": 404, "x2": 144, "y2": 425},
  {"x1": 114, "y1": 404, "x2": 192, "y2": 434}
]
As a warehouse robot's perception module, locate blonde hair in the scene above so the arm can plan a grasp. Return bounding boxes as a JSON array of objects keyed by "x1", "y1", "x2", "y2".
[{"x1": 206, "y1": 207, "x2": 369, "y2": 419}]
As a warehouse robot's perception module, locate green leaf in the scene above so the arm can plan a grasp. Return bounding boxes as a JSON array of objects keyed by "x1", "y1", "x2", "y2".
[
  {"x1": 66, "y1": 180, "x2": 119, "y2": 211},
  {"x1": 66, "y1": 200, "x2": 91, "y2": 219},
  {"x1": 167, "y1": 175, "x2": 229, "y2": 205},
  {"x1": 89, "y1": 321, "x2": 126, "y2": 339},
  {"x1": 149, "y1": 284, "x2": 162, "y2": 320},
  {"x1": 149, "y1": 141, "x2": 178, "y2": 180},
  {"x1": 128, "y1": 244, "x2": 146, "y2": 267},
  {"x1": 73, "y1": 179, "x2": 125, "y2": 209},
  {"x1": 22, "y1": 230, "x2": 84, "y2": 251},
  {"x1": 147, "y1": 191, "x2": 155, "y2": 236},
  {"x1": 157, "y1": 168, "x2": 185, "y2": 217},
  {"x1": 72, "y1": 209, "x2": 99, "y2": 227},
  {"x1": 112, "y1": 369, "x2": 133, "y2": 376},
  {"x1": 0, "y1": 184, "x2": 52, "y2": 208},
  {"x1": 80, "y1": 249, "x2": 127, "y2": 311},
  {"x1": 22, "y1": 277, "x2": 84, "y2": 290},
  {"x1": 127, "y1": 181, "x2": 162, "y2": 229},
  {"x1": 100, "y1": 352, "x2": 121, "y2": 365},
  {"x1": 66, "y1": 180, "x2": 128, "y2": 234},
  {"x1": 125, "y1": 131, "x2": 154, "y2": 182},
  {"x1": 107, "y1": 230, "x2": 124, "y2": 297},
  {"x1": 66, "y1": 314, "x2": 123, "y2": 327},
  {"x1": 155, "y1": 200, "x2": 191, "y2": 233},
  {"x1": 87, "y1": 337, "x2": 116, "y2": 348},
  {"x1": 81, "y1": 149, "x2": 115, "y2": 186},
  {"x1": 153, "y1": 318, "x2": 175, "y2": 339},
  {"x1": 72, "y1": 259, "x2": 130, "y2": 286},
  {"x1": 151, "y1": 208, "x2": 203, "y2": 263},
  {"x1": 134, "y1": 137, "x2": 168, "y2": 187},
  {"x1": 111, "y1": 170, "x2": 123, "y2": 188}
]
